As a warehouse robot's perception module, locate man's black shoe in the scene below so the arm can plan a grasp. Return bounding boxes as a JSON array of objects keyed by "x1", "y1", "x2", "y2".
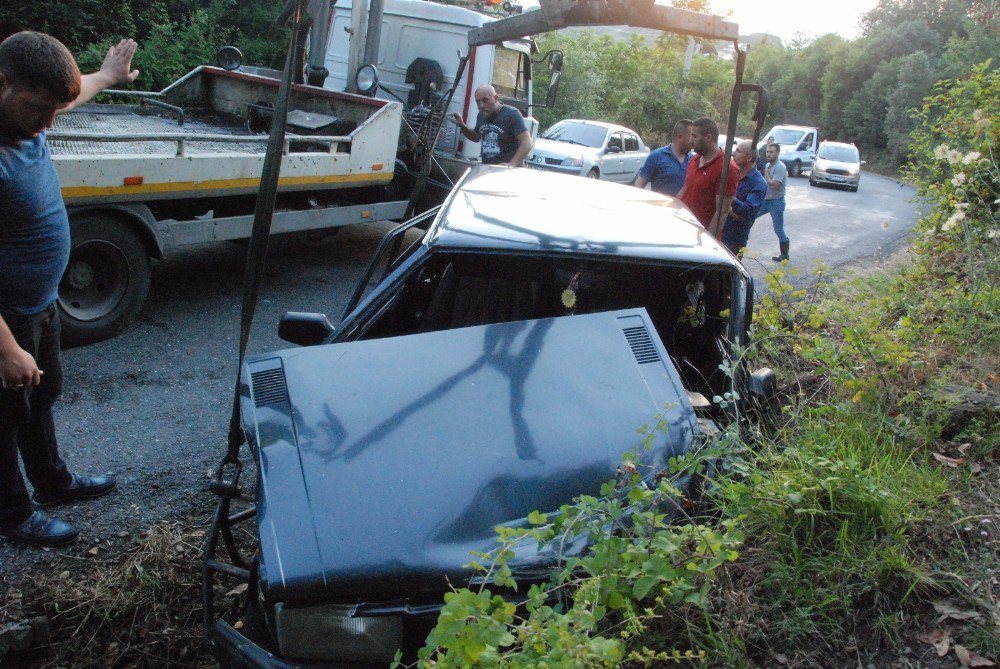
[
  {"x1": 0, "y1": 511, "x2": 80, "y2": 548},
  {"x1": 33, "y1": 473, "x2": 117, "y2": 507}
]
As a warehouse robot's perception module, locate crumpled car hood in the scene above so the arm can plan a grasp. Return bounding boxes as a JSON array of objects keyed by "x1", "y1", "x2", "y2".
[{"x1": 241, "y1": 308, "x2": 697, "y2": 605}]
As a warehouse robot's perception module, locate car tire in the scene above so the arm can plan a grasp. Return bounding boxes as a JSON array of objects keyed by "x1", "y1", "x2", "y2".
[
  {"x1": 849, "y1": 185, "x2": 858, "y2": 192},
  {"x1": 809, "y1": 178, "x2": 817, "y2": 187},
  {"x1": 586, "y1": 168, "x2": 599, "y2": 179},
  {"x1": 58, "y1": 214, "x2": 151, "y2": 347},
  {"x1": 790, "y1": 160, "x2": 802, "y2": 178}
]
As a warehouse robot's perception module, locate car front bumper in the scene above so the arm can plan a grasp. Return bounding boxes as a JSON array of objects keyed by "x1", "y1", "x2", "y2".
[
  {"x1": 812, "y1": 171, "x2": 860, "y2": 186},
  {"x1": 525, "y1": 160, "x2": 585, "y2": 176}
]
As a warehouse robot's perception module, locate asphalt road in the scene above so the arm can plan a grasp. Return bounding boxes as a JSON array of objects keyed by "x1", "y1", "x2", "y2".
[{"x1": 0, "y1": 169, "x2": 921, "y2": 569}]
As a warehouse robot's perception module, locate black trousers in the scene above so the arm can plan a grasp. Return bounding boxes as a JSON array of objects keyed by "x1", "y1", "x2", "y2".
[{"x1": 0, "y1": 303, "x2": 72, "y2": 527}]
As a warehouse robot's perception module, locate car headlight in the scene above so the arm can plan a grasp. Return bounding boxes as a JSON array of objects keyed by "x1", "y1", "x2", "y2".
[
  {"x1": 848, "y1": 165, "x2": 860, "y2": 175},
  {"x1": 275, "y1": 603, "x2": 402, "y2": 662},
  {"x1": 561, "y1": 157, "x2": 584, "y2": 167}
]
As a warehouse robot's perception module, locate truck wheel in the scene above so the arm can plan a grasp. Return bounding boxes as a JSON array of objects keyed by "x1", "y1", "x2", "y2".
[
  {"x1": 58, "y1": 215, "x2": 151, "y2": 347},
  {"x1": 790, "y1": 160, "x2": 802, "y2": 178}
]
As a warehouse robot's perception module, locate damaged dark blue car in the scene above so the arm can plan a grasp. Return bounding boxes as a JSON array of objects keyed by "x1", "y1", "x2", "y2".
[{"x1": 203, "y1": 166, "x2": 775, "y2": 668}]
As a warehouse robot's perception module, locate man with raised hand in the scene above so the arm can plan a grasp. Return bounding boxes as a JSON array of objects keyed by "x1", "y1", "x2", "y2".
[
  {"x1": 759, "y1": 142, "x2": 790, "y2": 262},
  {"x1": 450, "y1": 84, "x2": 532, "y2": 167},
  {"x1": 0, "y1": 32, "x2": 138, "y2": 548}
]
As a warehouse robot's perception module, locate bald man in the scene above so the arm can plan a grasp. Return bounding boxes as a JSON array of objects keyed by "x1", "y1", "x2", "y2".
[
  {"x1": 450, "y1": 84, "x2": 532, "y2": 166},
  {"x1": 721, "y1": 140, "x2": 767, "y2": 256}
]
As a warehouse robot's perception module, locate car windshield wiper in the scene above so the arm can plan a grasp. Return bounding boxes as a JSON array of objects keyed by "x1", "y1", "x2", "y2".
[{"x1": 549, "y1": 137, "x2": 586, "y2": 146}]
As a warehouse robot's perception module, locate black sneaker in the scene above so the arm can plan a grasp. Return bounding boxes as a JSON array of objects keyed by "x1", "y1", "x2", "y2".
[
  {"x1": 0, "y1": 511, "x2": 80, "y2": 548},
  {"x1": 33, "y1": 473, "x2": 117, "y2": 507}
]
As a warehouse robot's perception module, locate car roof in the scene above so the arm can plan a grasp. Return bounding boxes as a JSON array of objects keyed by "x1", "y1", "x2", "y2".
[
  {"x1": 425, "y1": 166, "x2": 741, "y2": 268},
  {"x1": 550, "y1": 118, "x2": 637, "y2": 134}
]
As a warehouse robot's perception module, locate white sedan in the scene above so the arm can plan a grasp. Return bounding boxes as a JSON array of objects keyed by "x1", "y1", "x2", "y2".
[{"x1": 526, "y1": 119, "x2": 650, "y2": 182}]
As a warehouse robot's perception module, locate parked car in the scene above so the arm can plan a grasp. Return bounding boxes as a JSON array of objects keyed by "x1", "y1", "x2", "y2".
[
  {"x1": 761, "y1": 124, "x2": 819, "y2": 177},
  {"x1": 717, "y1": 134, "x2": 744, "y2": 151},
  {"x1": 203, "y1": 166, "x2": 776, "y2": 668},
  {"x1": 526, "y1": 119, "x2": 649, "y2": 182},
  {"x1": 809, "y1": 140, "x2": 863, "y2": 192}
]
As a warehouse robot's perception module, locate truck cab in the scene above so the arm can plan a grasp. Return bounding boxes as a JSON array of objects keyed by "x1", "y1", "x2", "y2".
[
  {"x1": 322, "y1": 0, "x2": 539, "y2": 180},
  {"x1": 762, "y1": 124, "x2": 819, "y2": 177}
]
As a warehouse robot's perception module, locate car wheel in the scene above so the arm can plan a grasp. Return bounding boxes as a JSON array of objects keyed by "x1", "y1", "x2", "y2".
[
  {"x1": 790, "y1": 160, "x2": 802, "y2": 178},
  {"x1": 809, "y1": 178, "x2": 817, "y2": 187},
  {"x1": 849, "y1": 185, "x2": 858, "y2": 192},
  {"x1": 586, "y1": 168, "x2": 599, "y2": 179},
  {"x1": 58, "y1": 214, "x2": 151, "y2": 347}
]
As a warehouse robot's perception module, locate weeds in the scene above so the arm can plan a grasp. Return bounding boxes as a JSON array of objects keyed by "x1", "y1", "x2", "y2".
[{"x1": 23, "y1": 521, "x2": 216, "y2": 668}]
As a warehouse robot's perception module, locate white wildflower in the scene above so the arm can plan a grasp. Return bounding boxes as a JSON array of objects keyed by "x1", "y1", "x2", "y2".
[
  {"x1": 951, "y1": 173, "x2": 966, "y2": 187},
  {"x1": 962, "y1": 151, "x2": 982, "y2": 165},
  {"x1": 955, "y1": 202, "x2": 969, "y2": 211},
  {"x1": 973, "y1": 109, "x2": 984, "y2": 122},
  {"x1": 942, "y1": 209, "x2": 966, "y2": 232},
  {"x1": 934, "y1": 143, "x2": 950, "y2": 160},
  {"x1": 987, "y1": 229, "x2": 1000, "y2": 240},
  {"x1": 946, "y1": 149, "x2": 962, "y2": 164}
]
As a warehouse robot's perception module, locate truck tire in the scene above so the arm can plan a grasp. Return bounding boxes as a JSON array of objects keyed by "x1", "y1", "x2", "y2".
[{"x1": 57, "y1": 215, "x2": 151, "y2": 347}]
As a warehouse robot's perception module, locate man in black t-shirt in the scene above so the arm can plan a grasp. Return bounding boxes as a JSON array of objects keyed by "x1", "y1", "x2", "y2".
[{"x1": 450, "y1": 84, "x2": 532, "y2": 166}]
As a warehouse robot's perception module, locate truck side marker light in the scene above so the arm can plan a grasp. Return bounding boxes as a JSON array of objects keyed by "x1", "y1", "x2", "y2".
[
  {"x1": 123, "y1": 176, "x2": 144, "y2": 186},
  {"x1": 371, "y1": 163, "x2": 383, "y2": 171},
  {"x1": 361, "y1": 210, "x2": 372, "y2": 219}
]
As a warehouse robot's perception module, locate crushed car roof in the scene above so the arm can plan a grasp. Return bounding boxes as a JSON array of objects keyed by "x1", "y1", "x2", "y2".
[{"x1": 425, "y1": 166, "x2": 741, "y2": 267}]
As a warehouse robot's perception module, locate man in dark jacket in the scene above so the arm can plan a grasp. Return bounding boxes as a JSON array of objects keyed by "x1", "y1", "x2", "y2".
[
  {"x1": 0, "y1": 31, "x2": 138, "y2": 547},
  {"x1": 722, "y1": 140, "x2": 767, "y2": 256}
]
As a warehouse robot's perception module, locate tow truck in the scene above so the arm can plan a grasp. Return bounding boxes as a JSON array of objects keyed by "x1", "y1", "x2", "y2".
[{"x1": 48, "y1": 0, "x2": 563, "y2": 345}]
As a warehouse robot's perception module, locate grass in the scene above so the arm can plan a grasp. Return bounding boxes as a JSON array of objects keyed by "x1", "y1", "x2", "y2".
[{"x1": 8, "y1": 520, "x2": 216, "y2": 668}]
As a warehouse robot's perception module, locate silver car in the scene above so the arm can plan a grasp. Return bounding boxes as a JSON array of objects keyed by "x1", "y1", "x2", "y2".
[
  {"x1": 527, "y1": 119, "x2": 649, "y2": 182},
  {"x1": 809, "y1": 141, "x2": 863, "y2": 192}
]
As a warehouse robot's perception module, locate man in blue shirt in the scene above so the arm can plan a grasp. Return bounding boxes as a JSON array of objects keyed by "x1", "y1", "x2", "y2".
[
  {"x1": 721, "y1": 140, "x2": 767, "y2": 256},
  {"x1": 633, "y1": 119, "x2": 693, "y2": 196},
  {"x1": 0, "y1": 31, "x2": 138, "y2": 547}
]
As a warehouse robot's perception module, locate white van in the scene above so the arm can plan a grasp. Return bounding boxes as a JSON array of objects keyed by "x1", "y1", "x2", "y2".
[
  {"x1": 322, "y1": 0, "x2": 541, "y2": 178},
  {"x1": 761, "y1": 124, "x2": 819, "y2": 177}
]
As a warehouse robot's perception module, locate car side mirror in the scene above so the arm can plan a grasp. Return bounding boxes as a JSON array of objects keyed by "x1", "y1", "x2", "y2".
[
  {"x1": 278, "y1": 311, "x2": 335, "y2": 346},
  {"x1": 860, "y1": 160, "x2": 867, "y2": 166},
  {"x1": 810, "y1": 153, "x2": 816, "y2": 159},
  {"x1": 606, "y1": 145, "x2": 622, "y2": 154},
  {"x1": 545, "y1": 70, "x2": 561, "y2": 108}
]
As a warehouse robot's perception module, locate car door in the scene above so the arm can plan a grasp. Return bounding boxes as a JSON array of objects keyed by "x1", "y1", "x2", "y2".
[
  {"x1": 623, "y1": 133, "x2": 645, "y2": 182},
  {"x1": 602, "y1": 132, "x2": 627, "y2": 181}
]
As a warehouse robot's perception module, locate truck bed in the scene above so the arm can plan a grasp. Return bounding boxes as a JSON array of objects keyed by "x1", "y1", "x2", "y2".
[
  {"x1": 50, "y1": 67, "x2": 403, "y2": 206},
  {"x1": 50, "y1": 105, "x2": 262, "y2": 156}
]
